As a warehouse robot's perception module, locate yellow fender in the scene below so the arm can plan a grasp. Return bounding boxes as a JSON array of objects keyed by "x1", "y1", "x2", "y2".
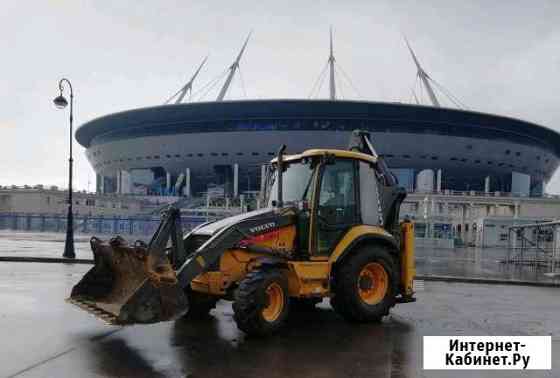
[
  {"x1": 328, "y1": 225, "x2": 398, "y2": 267},
  {"x1": 328, "y1": 224, "x2": 414, "y2": 297}
]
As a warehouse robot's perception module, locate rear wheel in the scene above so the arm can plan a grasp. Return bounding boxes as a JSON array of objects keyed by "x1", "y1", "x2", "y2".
[
  {"x1": 182, "y1": 287, "x2": 218, "y2": 319},
  {"x1": 330, "y1": 245, "x2": 398, "y2": 322},
  {"x1": 233, "y1": 269, "x2": 290, "y2": 336}
]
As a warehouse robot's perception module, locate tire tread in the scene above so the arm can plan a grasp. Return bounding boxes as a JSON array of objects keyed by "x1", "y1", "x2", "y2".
[{"x1": 233, "y1": 269, "x2": 289, "y2": 336}]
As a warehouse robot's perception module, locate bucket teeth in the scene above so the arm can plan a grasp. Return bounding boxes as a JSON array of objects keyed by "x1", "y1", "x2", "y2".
[
  {"x1": 68, "y1": 233, "x2": 189, "y2": 325},
  {"x1": 66, "y1": 297, "x2": 119, "y2": 325}
]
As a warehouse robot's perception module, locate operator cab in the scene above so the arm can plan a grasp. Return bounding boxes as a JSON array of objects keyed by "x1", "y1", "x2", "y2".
[{"x1": 266, "y1": 148, "x2": 404, "y2": 257}]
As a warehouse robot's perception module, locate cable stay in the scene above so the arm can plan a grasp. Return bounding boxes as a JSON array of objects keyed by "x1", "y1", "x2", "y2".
[
  {"x1": 238, "y1": 67, "x2": 248, "y2": 98},
  {"x1": 335, "y1": 61, "x2": 362, "y2": 99},
  {"x1": 411, "y1": 88, "x2": 420, "y2": 105},
  {"x1": 404, "y1": 36, "x2": 467, "y2": 109},
  {"x1": 164, "y1": 56, "x2": 208, "y2": 104},
  {"x1": 314, "y1": 67, "x2": 329, "y2": 99},
  {"x1": 308, "y1": 61, "x2": 329, "y2": 98},
  {"x1": 307, "y1": 28, "x2": 363, "y2": 100},
  {"x1": 429, "y1": 77, "x2": 468, "y2": 109},
  {"x1": 336, "y1": 70, "x2": 345, "y2": 100},
  {"x1": 191, "y1": 68, "x2": 229, "y2": 102}
]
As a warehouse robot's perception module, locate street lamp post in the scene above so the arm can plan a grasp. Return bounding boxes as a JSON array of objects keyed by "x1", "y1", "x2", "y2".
[{"x1": 53, "y1": 78, "x2": 75, "y2": 259}]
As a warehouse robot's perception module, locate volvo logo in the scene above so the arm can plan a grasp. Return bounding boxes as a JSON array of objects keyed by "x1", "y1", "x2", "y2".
[{"x1": 249, "y1": 222, "x2": 276, "y2": 234}]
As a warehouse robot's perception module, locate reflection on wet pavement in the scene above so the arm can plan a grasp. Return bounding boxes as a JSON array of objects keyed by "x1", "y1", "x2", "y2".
[
  {"x1": 2, "y1": 231, "x2": 557, "y2": 284},
  {"x1": 416, "y1": 246, "x2": 560, "y2": 284},
  {"x1": 71, "y1": 301, "x2": 420, "y2": 378}
]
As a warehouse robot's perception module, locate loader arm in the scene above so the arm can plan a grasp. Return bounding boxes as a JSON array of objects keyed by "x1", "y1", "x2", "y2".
[
  {"x1": 152, "y1": 206, "x2": 186, "y2": 270},
  {"x1": 68, "y1": 205, "x2": 293, "y2": 325},
  {"x1": 68, "y1": 206, "x2": 192, "y2": 325},
  {"x1": 176, "y1": 208, "x2": 295, "y2": 286},
  {"x1": 177, "y1": 224, "x2": 247, "y2": 285}
]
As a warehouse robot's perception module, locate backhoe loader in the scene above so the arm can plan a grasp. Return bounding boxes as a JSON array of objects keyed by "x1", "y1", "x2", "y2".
[{"x1": 68, "y1": 130, "x2": 416, "y2": 336}]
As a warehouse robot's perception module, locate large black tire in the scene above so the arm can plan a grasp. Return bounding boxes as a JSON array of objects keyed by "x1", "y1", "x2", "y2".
[
  {"x1": 330, "y1": 245, "x2": 398, "y2": 322},
  {"x1": 182, "y1": 287, "x2": 219, "y2": 320},
  {"x1": 233, "y1": 269, "x2": 290, "y2": 336}
]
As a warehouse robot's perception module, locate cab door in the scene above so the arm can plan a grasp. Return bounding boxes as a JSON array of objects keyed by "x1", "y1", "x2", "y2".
[{"x1": 312, "y1": 158, "x2": 359, "y2": 256}]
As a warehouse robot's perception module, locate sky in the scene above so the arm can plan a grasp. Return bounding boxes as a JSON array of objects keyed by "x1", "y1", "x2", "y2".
[{"x1": 2, "y1": 0, "x2": 560, "y2": 192}]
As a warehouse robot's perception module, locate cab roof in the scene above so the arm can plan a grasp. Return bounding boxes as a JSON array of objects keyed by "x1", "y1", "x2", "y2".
[{"x1": 270, "y1": 149, "x2": 377, "y2": 164}]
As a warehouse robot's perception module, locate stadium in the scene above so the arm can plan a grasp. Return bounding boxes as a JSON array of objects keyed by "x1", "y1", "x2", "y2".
[{"x1": 75, "y1": 35, "x2": 560, "y2": 199}]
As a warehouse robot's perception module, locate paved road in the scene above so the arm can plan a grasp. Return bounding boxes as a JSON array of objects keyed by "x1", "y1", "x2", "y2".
[
  {"x1": 0, "y1": 231, "x2": 92, "y2": 259},
  {"x1": 1, "y1": 262, "x2": 558, "y2": 378}
]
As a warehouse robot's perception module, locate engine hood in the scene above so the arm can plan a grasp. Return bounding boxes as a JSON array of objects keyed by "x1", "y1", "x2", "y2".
[{"x1": 193, "y1": 208, "x2": 275, "y2": 236}]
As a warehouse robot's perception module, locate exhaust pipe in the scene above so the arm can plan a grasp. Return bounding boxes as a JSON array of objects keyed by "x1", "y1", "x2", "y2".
[{"x1": 276, "y1": 144, "x2": 286, "y2": 208}]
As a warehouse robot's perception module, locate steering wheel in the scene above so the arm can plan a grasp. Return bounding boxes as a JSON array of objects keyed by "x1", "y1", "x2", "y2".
[{"x1": 317, "y1": 211, "x2": 341, "y2": 230}]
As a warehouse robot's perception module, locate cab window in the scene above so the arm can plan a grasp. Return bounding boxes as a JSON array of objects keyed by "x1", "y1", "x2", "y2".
[{"x1": 316, "y1": 159, "x2": 358, "y2": 254}]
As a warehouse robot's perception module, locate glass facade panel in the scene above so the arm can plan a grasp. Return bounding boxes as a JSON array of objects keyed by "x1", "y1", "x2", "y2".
[{"x1": 359, "y1": 162, "x2": 381, "y2": 226}]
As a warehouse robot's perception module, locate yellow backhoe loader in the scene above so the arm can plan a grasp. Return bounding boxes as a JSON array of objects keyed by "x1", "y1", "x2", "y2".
[{"x1": 68, "y1": 130, "x2": 416, "y2": 336}]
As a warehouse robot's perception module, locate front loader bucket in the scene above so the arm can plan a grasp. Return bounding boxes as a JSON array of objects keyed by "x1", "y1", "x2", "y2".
[{"x1": 67, "y1": 236, "x2": 188, "y2": 325}]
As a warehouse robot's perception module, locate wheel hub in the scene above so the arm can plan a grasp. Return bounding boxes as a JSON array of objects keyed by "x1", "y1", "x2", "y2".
[
  {"x1": 357, "y1": 262, "x2": 388, "y2": 305},
  {"x1": 358, "y1": 275, "x2": 373, "y2": 291},
  {"x1": 262, "y1": 282, "x2": 284, "y2": 322}
]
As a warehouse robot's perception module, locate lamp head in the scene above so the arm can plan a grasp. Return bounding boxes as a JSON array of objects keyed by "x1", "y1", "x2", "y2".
[{"x1": 53, "y1": 94, "x2": 68, "y2": 109}]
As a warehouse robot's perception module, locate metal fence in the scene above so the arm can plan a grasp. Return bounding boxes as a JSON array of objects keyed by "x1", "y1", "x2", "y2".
[
  {"x1": 506, "y1": 221, "x2": 560, "y2": 277},
  {"x1": 0, "y1": 212, "x2": 209, "y2": 238}
]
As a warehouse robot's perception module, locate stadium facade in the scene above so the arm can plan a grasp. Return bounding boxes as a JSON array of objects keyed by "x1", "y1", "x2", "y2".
[
  {"x1": 75, "y1": 33, "x2": 560, "y2": 199},
  {"x1": 76, "y1": 99, "x2": 560, "y2": 198}
]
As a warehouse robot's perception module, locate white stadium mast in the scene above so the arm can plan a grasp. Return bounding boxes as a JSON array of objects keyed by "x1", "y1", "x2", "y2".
[
  {"x1": 165, "y1": 56, "x2": 208, "y2": 104},
  {"x1": 328, "y1": 27, "x2": 336, "y2": 100},
  {"x1": 216, "y1": 32, "x2": 252, "y2": 101},
  {"x1": 309, "y1": 28, "x2": 361, "y2": 100},
  {"x1": 404, "y1": 37, "x2": 440, "y2": 107}
]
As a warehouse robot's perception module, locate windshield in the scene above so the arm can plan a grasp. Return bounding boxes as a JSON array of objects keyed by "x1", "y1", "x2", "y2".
[{"x1": 266, "y1": 160, "x2": 315, "y2": 207}]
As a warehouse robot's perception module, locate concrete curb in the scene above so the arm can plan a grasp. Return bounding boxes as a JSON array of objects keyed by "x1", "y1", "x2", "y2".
[
  {"x1": 416, "y1": 274, "x2": 560, "y2": 288},
  {"x1": 0, "y1": 256, "x2": 93, "y2": 264}
]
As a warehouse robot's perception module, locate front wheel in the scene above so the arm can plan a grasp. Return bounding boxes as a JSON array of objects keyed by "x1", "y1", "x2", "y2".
[
  {"x1": 330, "y1": 245, "x2": 398, "y2": 322},
  {"x1": 233, "y1": 269, "x2": 290, "y2": 336}
]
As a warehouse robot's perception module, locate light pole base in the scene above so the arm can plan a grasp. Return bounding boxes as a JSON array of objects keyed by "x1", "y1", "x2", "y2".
[
  {"x1": 63, "y1": 236, "x2": 75, "y2": 259},
  {"x1": 63, "y1": 208, "x2": 76, "y2": 259}
]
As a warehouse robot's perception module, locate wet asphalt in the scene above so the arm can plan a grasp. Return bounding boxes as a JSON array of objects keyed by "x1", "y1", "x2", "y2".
[
  {"x1": 0, "y1": 231, "x2": 559, "y2": 377},
  {"x1": 2, "y1": 230, "x2": 559, "y2": 284},
  {"x1": 1, "y1": 261, "x2": 558, "y2": 378}
]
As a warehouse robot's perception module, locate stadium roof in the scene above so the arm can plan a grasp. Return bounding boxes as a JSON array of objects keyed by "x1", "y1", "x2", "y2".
[{"x1": 76, "y1": 99, "x2": 560, "y2": 158}]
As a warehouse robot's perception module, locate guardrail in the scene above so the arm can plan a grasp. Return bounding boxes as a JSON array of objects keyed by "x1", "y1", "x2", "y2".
[{"x1": 408, "y1": 190, "x2": 560, "y2": 199}]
